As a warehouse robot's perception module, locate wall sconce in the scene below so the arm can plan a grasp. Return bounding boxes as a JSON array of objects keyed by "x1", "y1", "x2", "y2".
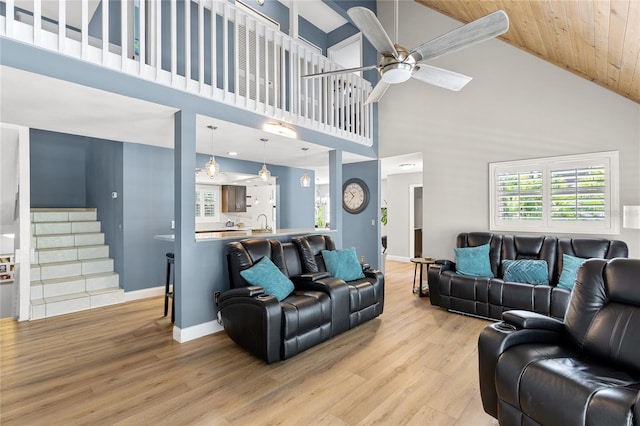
[
  {"x1": 263, "y1": 122, "x2": 297, "y2": 139},
  {"x1": 623, "y1": 205, "x2": 640, "y2": 229}
]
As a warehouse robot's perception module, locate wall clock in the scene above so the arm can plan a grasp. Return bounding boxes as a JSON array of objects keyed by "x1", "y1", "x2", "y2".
[{"x1": 342, "y1": 178, "x2": 370, "y2": 214}]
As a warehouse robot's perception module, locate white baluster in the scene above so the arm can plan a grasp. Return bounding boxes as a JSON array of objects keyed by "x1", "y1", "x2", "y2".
[
  {"x1": 102, "y1": 0, "x2": 109, "y2": 63},
  {"x1": 81, "y1": 0, "x2": 88, "y2": 60},
  {"x1": 211, "y1": 0, "x2": 217, "y2": 93},
  {"x1": 156, "y1": 0, "x2": 162, "y2": 79},
  {"x1": 170, "y1": 0, "x2": 177, "y2": 83},
  {"x1": 5, "y1": 0, "x2": 14, "y2": 37},
  {"x1": 184, "y1": 0, "x2": 190, "y2": 86},
  {"x1": 33, "y1": 0, "x2": 41, "y2": 45},
  {"x1": 198, "y1": 0, "x2": 204, "y2": 93},
  {"x1": 140, "y1": 0, "x2": 146, "y2": 68},
  {"x1": 58, "y1": 0, "x2": 66, "y2": 53}
]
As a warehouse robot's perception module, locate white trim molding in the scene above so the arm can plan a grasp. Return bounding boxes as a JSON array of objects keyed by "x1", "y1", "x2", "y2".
[
  {"x1": 173, "y1": 319, "x2": 224, "y2": 343},
  {"x1": 124, "y1": 286, "x2": 165, "y2": 302}
]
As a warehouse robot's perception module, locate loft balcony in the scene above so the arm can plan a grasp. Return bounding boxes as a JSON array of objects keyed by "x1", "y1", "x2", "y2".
[{"x1": 0, "y1": 0, "x2": 374, "y2": 146}]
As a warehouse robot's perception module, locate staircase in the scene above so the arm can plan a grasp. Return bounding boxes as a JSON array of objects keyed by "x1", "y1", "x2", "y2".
[{"x1": 30, "y1": 208, "x2": 124, "y2": 319}]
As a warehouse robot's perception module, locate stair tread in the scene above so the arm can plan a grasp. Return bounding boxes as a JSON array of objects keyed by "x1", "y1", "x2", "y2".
[
  {"x1": 84, "y1": 271, "x2": 119, "y2": 278},
  {"x1": 35, "y1": 244, "x2": 108, "y2": 253},
  {"x1": 36, "y1": 257, "x2": 112, "y2": 267},
  {"x1": 40, "y1": 276, "x2": 85, "y2": 285},
  {"x1": 45, "y1": 292, "x2": 90, "y2": 303},
  {"x1": 31, "y1": 208, "x2": 97, "y2": 212},
  {"x1": 88, "y1": 288, "x2": 124, "y2": 295}
]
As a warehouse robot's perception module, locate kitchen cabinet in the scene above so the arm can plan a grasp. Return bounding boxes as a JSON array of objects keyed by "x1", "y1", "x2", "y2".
[{"x1": 221, "y1": 185, "x2": 247, "y2": 212}]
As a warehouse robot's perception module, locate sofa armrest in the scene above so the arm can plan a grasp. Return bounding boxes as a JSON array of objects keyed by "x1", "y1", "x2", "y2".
[
  {"x1": 218, "y1": 288, "x2": 282, "y2": 364},
  {"x1": 502, "y1": 310, "x2": 565, "y2": 332},
  {"x1": 478, "y1": 314, "x2": 565, "y2": 418},
  {"x1": 219, "y1": 286, "x2": 264, "y2": 304},
  {"x1": 427, "y1": 261, "x2": 454, "y2": 307},
  {"x1": 293, "y1": 276, "x2": 351, "y2": 336},
  {"x1": 295, "y1": 271, "x2": 331, "y2": 282}
]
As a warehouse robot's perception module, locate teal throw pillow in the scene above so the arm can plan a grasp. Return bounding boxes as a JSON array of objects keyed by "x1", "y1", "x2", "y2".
[
  {"x1": 321, "y1": 248, "x2": 365, "y2": 281},
  {"x1": 240, "y1": 256, "x2": 294, "y2": 301},
  {"x1": 557, "y1": 254, "x2": 587, "y2": 290},
  {"x1": 502, "y1": 259, "x2": 549, "y2": 285},
  {"x1": 454, "y1": 244, "x2": 494, "y2": 278}
]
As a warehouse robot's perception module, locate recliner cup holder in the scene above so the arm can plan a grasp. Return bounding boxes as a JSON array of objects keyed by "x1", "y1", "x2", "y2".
[{"x1": 494, "y1": 322, "x2": 517, "y2": 331}]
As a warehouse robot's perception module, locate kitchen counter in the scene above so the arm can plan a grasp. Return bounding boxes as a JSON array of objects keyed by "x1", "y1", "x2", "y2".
[{"x1": 154, "y1": 228, "x2": 335, "y2": 242}]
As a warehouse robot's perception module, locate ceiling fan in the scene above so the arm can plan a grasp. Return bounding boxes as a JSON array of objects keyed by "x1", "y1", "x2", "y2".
[{"x1": 302, "y1": 3, "x2": 509, "y2": 104}]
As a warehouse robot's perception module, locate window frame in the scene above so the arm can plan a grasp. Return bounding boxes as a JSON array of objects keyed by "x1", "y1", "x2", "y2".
[
  {"x1": 489, "y1": 151, "x2": 619, "y2": 234},
  {"x1": 195, "y1": 184, "x2": 221, "y2": 224}
]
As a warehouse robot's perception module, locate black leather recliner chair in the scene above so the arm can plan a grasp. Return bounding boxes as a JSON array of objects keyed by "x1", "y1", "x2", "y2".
[
  {"x1": 292, "y1": 235, "x2": 384, "y2": 330},
  {"x1": 221, "y1": 238, "x2": 333, "y2": 364},
  {"x1": 478, "y1": 258, "x2": 640, "y2": 426}
]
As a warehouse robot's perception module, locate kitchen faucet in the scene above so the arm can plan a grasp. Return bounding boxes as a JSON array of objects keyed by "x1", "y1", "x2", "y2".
[{"x1": 257, "y1": 214, "x2": 270, "y2": 230}]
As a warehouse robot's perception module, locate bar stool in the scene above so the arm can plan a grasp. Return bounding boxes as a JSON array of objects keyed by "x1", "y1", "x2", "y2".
[{"x1": 164, "y1": 252, "x2": 175, "y2": 322}]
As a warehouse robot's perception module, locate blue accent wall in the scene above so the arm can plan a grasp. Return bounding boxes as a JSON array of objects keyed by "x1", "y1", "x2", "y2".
[
  {"x1": 342, "y1": 160, "x2": 380, "y2": 269},
  {"x1": 30, "y1": 130, "x2": 88, "y2": 208},
  {"x1": 299, "y1": 16, "x2": 327, "y2": 54},
  {"x1": 86, "y1": 138, "x2": 124, "y2": 286}
]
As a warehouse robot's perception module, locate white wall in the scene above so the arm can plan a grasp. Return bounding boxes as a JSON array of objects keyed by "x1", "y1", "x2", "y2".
[
  {"x1": 377, "y1": 1, "x2": 640, "y2": 259},
  {"x1": 385, "y1": 172, "x2": 422, "y2": 259}
]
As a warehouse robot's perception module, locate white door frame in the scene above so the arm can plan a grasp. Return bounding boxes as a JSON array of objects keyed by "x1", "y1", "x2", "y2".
[
  {"x1": 1, "y1": 123, "x2": 31, "y2": 320},
  {"x1": 408, "y1": 184, "x2": 422, "y2": 259},
  {"x1": 328, "y1": 32, "x2": 363, "y2": 75}
]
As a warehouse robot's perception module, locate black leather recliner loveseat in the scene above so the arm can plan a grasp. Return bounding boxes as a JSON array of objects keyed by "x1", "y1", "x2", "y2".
[
  {"x1": 478, "y1": 258, "x2": 640, "y2": 425},
  {"x1": 219, "y1": 235, "x2": 384, "y2": 363},
  {"x1": 427, "y1": 232, "x2": 628, "y2": 320}
]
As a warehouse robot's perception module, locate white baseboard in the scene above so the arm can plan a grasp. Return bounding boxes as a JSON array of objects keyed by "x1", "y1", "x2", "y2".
[
  {"x1": 386, "y1": 255, "x2": 411, "y2": 262},
  {"x1": 124, "y1": 286, "x2": 165, "y2": 302},
  {"x1": 173, "y1": 319, "x2": 224, "y2": 343}
]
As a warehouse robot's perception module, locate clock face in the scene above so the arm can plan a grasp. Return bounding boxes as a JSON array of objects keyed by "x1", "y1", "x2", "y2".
[{"x1": 342, "y1": 178, "x2": 370, "y2": 214}]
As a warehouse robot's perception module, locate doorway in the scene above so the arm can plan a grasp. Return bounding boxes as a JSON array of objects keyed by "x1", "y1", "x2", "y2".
[{"x1": 409, "y1": 184, "x2": 423, "y2": 258}]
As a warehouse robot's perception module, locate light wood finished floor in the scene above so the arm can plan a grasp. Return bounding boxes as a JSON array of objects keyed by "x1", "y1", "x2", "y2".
[{"x1": 1, "y1": 261, "x2": 499, "y2": 425}]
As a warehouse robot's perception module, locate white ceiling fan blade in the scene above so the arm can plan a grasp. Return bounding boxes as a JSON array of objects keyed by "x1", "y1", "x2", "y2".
[
  {"x1": 302, "y1": 65, "x2": 379, "y2": 79},
  {"x1": 347, "y1": 7, "x2": 398, "y2": 58},
  {"x1": 364, "y1": 81, "x2": 391, "y2": 104},
  {"x1": 411, "y1": 65, "x2": 472, "y2": 91},
  {"x1": 409, "y1": 10, "x2": 509, "y2": 63}
]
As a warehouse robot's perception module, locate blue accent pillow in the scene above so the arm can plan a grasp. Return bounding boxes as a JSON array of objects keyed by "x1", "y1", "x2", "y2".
[
  {"x1": 240, "y1": 256, "x2": 294, "y2": 301},
  {"x1": 454, "y1": 244, "x2": 494, "y2": 278},
  {"x1": 502, "y1": 259, "x2": 549, "y2": 285},
  {"x1": 558, "y1": 254, "x2": 587, "y2": 290},
  {"x1": 321, "y1": 248, "x2": 365, "y2": 281}
]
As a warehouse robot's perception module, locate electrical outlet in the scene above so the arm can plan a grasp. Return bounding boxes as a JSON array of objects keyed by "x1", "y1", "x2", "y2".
[
  {"x1": 214, "y1": 291, "x2": 221, "y2": 306},
  {"x1": 371, "y1": 219, "x2": 376, "y2": 226}
]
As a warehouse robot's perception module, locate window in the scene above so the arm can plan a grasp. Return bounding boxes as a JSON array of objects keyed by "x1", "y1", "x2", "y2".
[
  {"x1": 195, "y1": 184, "x2": 221, "y2": 223},
  {"x1": 490, "y1": 151, "x2": 619, "y2": 234}
]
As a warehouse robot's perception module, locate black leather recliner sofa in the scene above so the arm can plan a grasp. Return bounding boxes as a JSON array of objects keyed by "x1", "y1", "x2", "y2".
[
  {"x1": 220, "y1": 236, "x2": 384, "y2": 363},
  {"x1": 292, "y1": 234, "x2": 384, "y2": 330},
  {"x1": 427, "y1": 232, "x2": 628, "y2": 320},
  {"x1": 478, "y1": 258, "x2": 640, "y2": 425}
]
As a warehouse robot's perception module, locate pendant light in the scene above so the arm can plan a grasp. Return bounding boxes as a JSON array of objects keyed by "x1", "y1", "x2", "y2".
[
  {"x1": 258, "y1": 138, "x2": 271, "y2": 182},
  {"x1": 300, "y1": 147, "x2": 311, "y2": 188},
  {"x1": 205, "y1": 125, "x2": 220, "y2": 179}
]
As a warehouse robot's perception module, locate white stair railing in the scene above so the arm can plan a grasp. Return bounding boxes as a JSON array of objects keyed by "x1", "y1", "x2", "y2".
[{"x1": 0, "y1": 0, "x2": 373, "y2": 146}]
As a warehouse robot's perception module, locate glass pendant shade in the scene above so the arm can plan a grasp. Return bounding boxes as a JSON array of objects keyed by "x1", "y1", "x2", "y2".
[
  {"x1": 205, "y1": 156, "x2": 220, "y2": 178},
  {"x1": 258, "y1": 164, "x2": 271, "y2": 182},
  {"x1": 300, "y1": 172, "x2": 311, "y2": 187},
  {"x1": 205, "y1": 125, "x2": 219, "y2": 179}
]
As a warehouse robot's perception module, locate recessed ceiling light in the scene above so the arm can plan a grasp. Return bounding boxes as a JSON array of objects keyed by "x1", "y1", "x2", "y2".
[
  {"x1": 227, "y1": 151, "x2": 238, "y2": 156},
  {"x1": 399, "y1": 163, "x2": 415, "y2": 170}
]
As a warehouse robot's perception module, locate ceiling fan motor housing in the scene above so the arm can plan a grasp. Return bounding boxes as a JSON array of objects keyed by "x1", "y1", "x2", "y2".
[{"x1": 380, "y1": 47, "x2": 416, "y2": 84}]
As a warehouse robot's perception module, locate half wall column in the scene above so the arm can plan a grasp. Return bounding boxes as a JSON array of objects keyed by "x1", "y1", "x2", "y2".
[
  {"x1": 329, "y1": 149, "x2": 343, "y2": 247},
  {"x1": 173, "y1": 110, "x2": 197, "y2": 333}
]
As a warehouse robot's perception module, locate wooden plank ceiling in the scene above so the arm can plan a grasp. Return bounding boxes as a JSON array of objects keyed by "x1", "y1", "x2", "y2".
[{"x1": 415, "y1": 0, "x2": 640, "y2": 104}]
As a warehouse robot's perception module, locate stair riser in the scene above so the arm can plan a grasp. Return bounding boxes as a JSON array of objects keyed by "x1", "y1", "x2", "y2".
[
  {"x1": 82, "y1": 259, "x2": 113, "y2": 275},
  {"x1": 34, "y1": 233, "x2": 105, "y2": 249},
  {"x1": 40, "y1": 263, "x2": 82, "y2": 281},
  {"x1": 33, "y1": 221, "x2": 101, "y2": 235},
  {"x1": 90, "y1": 290, "x2": 125, "y2": 308},
  {"x1": 35, "y1": 246, "x2": 110, "y2": 264},
  {"x1": 86, "y1": 273, "x2": 119, "y2": 292},
  {"x1": 46, "y1": 296, "x2": 91, "y2": 318},
  {"x1": 31, "y1": 210, "x2": 97, "y2": 223}
]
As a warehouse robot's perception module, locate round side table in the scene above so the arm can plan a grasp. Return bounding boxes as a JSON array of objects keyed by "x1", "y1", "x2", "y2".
[{"x1": 410, "y1": 257, "x2": 435, "y2": 297}]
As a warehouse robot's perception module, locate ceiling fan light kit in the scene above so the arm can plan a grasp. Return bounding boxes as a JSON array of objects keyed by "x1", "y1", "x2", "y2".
[{"x1": 302, "y1": 3, "x2": 509, "y2": 104}]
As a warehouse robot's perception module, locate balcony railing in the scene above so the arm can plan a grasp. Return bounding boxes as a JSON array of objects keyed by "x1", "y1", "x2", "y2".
[{"x1": 0, "y1": 0, "x2": 373, "y2": 146}]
